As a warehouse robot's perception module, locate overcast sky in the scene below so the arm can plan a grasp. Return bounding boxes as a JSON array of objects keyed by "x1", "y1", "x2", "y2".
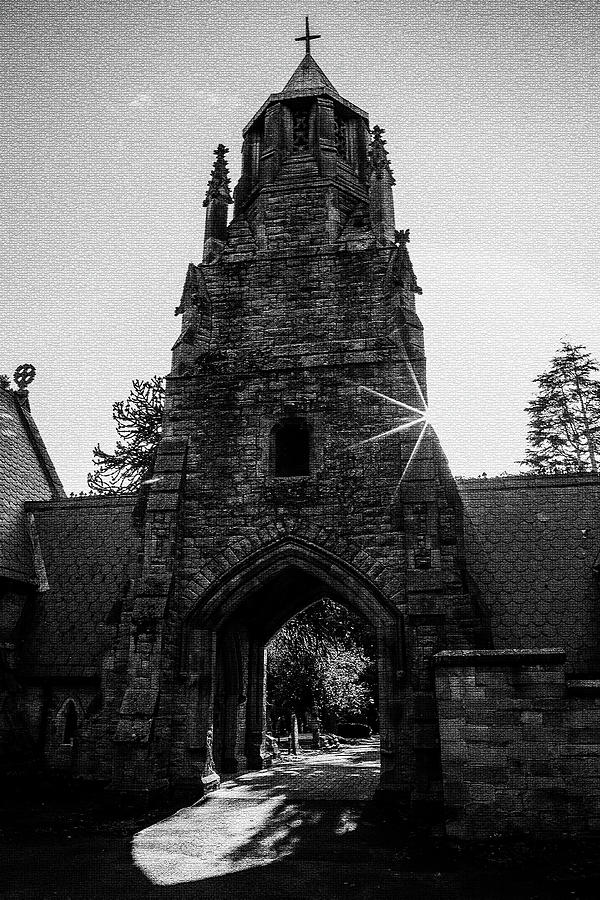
[{"x1": 1, "y1": 0, "x2": 598, "y2": 492}]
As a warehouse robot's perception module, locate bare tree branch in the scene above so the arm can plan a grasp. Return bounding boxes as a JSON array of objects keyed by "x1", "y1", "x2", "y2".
[{"x1": 87, "y1": 376, "x2": 165, "y2": 494}]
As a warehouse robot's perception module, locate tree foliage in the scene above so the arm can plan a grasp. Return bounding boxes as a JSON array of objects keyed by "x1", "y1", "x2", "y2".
[
  {"x1": 267, "y1": 599, "x2": 377, "y2": 731},
  {"x1": 87, "y1": 376, "x2": 164, "y2": 494},
  {"x1": 521, "y1": 342, "x2": 600, "y2": 474}
]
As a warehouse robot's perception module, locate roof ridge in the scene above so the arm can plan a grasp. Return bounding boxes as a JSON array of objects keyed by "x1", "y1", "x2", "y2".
[{"x1": 12, "y1": 392, "x2": 66, "y2": 498}]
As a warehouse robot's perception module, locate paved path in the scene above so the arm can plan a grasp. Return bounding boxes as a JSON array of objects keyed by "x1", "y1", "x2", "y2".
[
  {"x1": 132, "y1": 740, "x2": 381, "y2": 885},
  {"x1": 128, "y1": 740, "x2": 540, "y2": 899},
  {"x1": 2, "y1": 741, "x2": 549, "y2": 898}
]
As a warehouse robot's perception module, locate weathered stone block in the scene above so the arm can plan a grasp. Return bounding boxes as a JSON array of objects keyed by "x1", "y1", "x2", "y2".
[{"x1": 466, "y1": 783, "x2": 496, "y2": 802}]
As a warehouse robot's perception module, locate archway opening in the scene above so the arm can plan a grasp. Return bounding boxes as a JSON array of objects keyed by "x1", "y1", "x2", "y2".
[{"x1": 208, "y1": 560, "x2": 391, "y2": 788}]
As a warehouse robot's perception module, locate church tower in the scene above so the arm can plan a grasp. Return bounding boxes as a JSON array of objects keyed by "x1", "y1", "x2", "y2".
[{"x1": 108, "y1": 27, "x2": 488, "y2": 818}]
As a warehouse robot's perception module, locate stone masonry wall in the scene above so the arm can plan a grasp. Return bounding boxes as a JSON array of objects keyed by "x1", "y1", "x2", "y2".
[
  {"x1": 435, "y1": 649, "x2": 600, "y2": 839},
  {"x1": 153, "y1": 175, "x2": 480, "y2": 797},
  {"x1": 116, "y1": 71, "x2": 488, "y2": 800}
]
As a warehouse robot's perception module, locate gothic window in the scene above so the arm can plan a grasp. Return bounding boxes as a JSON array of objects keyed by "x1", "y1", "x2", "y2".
[
  {"x1": 62, "y1": 700, "x2": 78, "y2": 745},
  {"x1": 439, "y1": 504, "x2": 457, "y2": 544},
  {"x1": 292, "y1": 107, "x2": 310, "y2": 152},
  {"x1": 272, "y1": 418, "x2": 311, "y2": 477},
  {"x1": 334, "y1": 112, "x2": 348, "y2": 160}
]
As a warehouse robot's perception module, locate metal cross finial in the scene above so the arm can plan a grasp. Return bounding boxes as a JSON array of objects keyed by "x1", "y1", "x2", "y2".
[{"x1": 294, "y1": 16, "x2": 321, "y2": 56}]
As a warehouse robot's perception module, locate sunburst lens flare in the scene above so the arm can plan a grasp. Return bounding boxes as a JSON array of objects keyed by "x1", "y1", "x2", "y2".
[
  {"x1": 388, "y1": 332, "x2": 428, "y2": 411},
  {"x1": 355, "y1": 384, "x2": 425, "y2": 417},
  {"x1": 420, "y1": 398, "x2": 441, "y2": 431},
  {"x1": 392, "y1": 421, "x2": 429, "y2": 501},
  {"x1": 346, "y1": 417, "x2": 426, "y2": 451}
]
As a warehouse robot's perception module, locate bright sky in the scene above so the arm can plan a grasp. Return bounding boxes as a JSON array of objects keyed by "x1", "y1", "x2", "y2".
[{"x1": 1, "y1": 0, "x2": 599, "y2": 492}]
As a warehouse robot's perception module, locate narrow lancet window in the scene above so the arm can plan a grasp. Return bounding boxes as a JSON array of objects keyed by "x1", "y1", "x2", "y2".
[
  {"x1": 292, "y1": 108, "x2": 310, "y2": 152},
  {"x1": 272, "y1": 418, "x2": 311, "y2": 477},
  {"x1": 62, "y1": 700, "x2": 78, "y2": 745},
  {"x1": 334, "y1": 112, "x2": 348, "y2": 160}
]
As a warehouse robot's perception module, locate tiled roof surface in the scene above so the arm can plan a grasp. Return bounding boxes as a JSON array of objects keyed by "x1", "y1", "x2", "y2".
[
  {"x1": 458, "y1": 474, "x2": 600, "y2": 673},
  {"x1": 281, "y1": 53, "x2": 337, "y2": 96},
  {"x1": 0, "y1": 388, "x2": 64, "y2": 583},
  {"x1": 20, "y1": 496, "x2": 140, "y2": 678}
]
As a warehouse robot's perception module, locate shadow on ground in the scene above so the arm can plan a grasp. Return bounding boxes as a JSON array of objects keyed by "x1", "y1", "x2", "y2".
[{"x1": 3, "y1": 742, "x2": 600, "y2": 899}]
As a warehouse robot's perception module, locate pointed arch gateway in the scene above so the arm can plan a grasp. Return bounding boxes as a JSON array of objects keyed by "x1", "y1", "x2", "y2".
[{"x1": 183, "y1": 538, "x2": 407, "y2": 794}]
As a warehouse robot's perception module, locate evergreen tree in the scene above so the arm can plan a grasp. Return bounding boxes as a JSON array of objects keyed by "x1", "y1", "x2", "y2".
[
  {"x1": 87, "y1": 376, "x2": 164, "y2": 493},
  {"x1": 521, "y1": 342, "x2": 600, "y2": 474}
]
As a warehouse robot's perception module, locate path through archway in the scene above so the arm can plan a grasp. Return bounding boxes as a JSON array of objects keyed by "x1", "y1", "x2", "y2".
[
  {"x1": 186, "y1": 540, "x2": 406, "y2": 798},
  {"x1": 265, "y1": 597, "x2": 378, "y2": 751}
]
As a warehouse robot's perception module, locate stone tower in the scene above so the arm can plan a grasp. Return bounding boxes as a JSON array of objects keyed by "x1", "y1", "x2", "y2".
[{"x1": 107, "y1": 42, "x2": 488, "y2": 818}]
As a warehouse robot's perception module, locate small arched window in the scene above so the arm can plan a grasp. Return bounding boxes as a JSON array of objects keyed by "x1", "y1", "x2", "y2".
[
  {"x1": 62, "y1": 700, "x2": 78, "y2": 745},
  {"x1": 334, "y1": 111, "x2": 348, "y2": 160},
  {"x1": 272, "y1": 418, "x2": 311, "y2": 477}
]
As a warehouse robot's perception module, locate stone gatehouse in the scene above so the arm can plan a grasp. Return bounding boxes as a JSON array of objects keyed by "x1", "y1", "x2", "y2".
[{"x1": 2, "y1": 46, "x2": 600, "y2": 839}]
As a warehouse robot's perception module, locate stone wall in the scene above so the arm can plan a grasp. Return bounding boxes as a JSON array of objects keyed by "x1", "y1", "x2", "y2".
[
  {"x1": 435, "y1": 649, "x2": 600, "y2": 838},
  {"x1": 41, "y1": 686, "x2": 100, "y2": 775}
]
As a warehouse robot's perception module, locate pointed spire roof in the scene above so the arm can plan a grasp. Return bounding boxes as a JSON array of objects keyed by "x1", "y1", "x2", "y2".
[
  {"x1": 203, "y1": 144, "x2": 232, "y2": 207},
  {"x1": 368, "y1": 126, "x2": 396, "y2": 184},
  {"x1": 281, "y1": 53, "x2": 338, "y2": 96},
  {"x1": 242, "y1": 33, "x2": 368, "y2": 137}
]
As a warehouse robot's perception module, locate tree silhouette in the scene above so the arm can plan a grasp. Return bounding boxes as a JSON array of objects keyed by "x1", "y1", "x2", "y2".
[
  {"x1": 521, "y1": 342, "x2": 600, "y2": 474},
  {"x1": 87, "y1": 376, "x2": 164, "y2": 493}
]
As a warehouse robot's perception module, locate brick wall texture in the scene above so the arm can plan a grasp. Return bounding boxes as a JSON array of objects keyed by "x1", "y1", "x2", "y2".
[{"x1": 436, "y1": 650, "x2": 600, "y2": 838}]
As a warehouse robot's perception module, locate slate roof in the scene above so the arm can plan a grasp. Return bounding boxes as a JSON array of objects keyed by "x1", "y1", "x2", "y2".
[
  {"x1": 0, "y1": 387, "x2": 64, "y2": 584},
  {"x1": 19, "y1": 495, "x2": 140, "y2": 679},
  {"x1": 281, "y1": 53, "x2": 338, "y2": 96},
  {"x1": 458, "y1": 473, "x2": 600, "y2": 674}
]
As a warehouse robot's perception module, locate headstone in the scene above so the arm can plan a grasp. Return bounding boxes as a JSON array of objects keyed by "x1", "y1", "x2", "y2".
[{"x1": 290, "y1": 712, "x2": 301, "y2": 755}]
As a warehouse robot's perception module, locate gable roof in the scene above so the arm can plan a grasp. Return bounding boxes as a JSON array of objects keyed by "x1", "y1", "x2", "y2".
[
  {"x1": 20, "y1": 495, "x2": 140, "y2": 679},
  {"x1": 0, "y1": 388, "x2": 65, "y2": 584}
]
